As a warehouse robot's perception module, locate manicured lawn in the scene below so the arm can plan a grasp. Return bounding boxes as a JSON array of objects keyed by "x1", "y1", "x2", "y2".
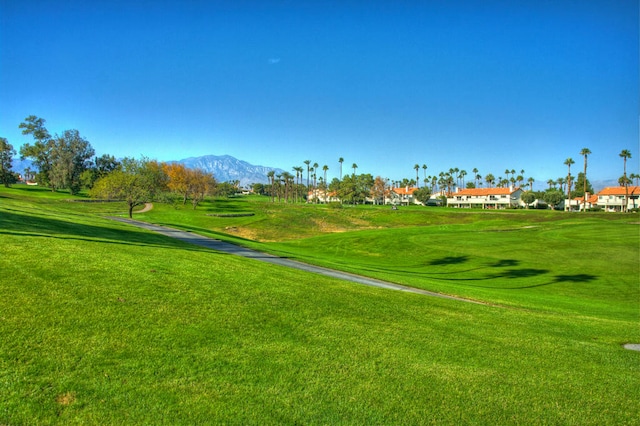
[{"x1": 1, "y1": 186, "x2": 638, "y2": 424}]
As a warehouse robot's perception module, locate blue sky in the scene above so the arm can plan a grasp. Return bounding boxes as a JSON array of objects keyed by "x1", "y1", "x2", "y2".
[{"x1": 1, "y1": 0, "x2": 637, "y2": 186}]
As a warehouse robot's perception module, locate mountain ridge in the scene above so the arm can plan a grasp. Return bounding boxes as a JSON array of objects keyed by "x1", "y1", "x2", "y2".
[{"x1": 175, "y1": 155, "x2": 285, "y2": 187}]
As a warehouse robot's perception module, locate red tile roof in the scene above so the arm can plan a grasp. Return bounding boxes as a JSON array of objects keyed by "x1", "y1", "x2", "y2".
[
  {"x1": 392, "y1": 187, "x2": 417, "y2": 195},
  {"x1": 574, "y1": 194, "x2": 598, "y2": 203},
  {"x1": 597, "y1": 186, "x2": 640, "y2": 196},
  {"x1": 453, "y1": 187, "x2": 521, "y2": 196}
]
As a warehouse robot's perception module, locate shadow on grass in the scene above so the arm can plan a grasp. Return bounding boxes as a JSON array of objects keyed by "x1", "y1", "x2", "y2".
[
  {"x1": 424, "y1": 255, "x2": 600, "y2": 289},
  {"x1": 205, "y1": 198, "x2": 253, "y2": 213},
  {"x1": 0, "y1": 210, "x2": 219, "y2": 254},
  {"x1": 429, "y1": 255, "x2": 470, "y2": 265}
]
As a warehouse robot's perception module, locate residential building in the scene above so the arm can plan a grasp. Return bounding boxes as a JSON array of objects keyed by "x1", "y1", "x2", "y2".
[
  {"x1": 447, "y1": 187, "x2": 523, "y2": 209},
  {"x1": 568, "y1": 193, "x2": 598, "y2": 211},
  {"x1": 596, "y1": 186, "x2": 640, "y2": 211},
  {"x1": 307, "y1": 189, "x2": 340, "y2": 203},
  {"x1": 387, "y1": 186, "x2": 419, "y2": 205}
]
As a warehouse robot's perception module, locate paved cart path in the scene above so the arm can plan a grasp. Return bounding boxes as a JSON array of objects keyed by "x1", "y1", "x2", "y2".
[{"x1": 110, "y1": 217, "x2": 484, "y2": 304}]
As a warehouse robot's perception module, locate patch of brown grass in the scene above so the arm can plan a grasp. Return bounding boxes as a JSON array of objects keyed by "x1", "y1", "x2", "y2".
[{"x1": 56, "y1": 391, "x2": 76, "y2": 406}]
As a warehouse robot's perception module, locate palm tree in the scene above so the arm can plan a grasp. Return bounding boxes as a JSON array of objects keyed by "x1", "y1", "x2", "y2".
[
  {"x1": 422, "y1": 164, "x2": 427, "y2": 183},
  {"x1": 485, "y1": 173, "x2": 495, "y2": 188},
  {"x1": 472, "y1": 168, "x2": 479, "y2": 186},
  {"x1": 275, "y1": 173, "x2": 282, "y2": 202},
  {"x1": 266, "y1": 170, "x2": 275, "y2": 202},
  {"x1": 528, "y1": 177, "x2": 534, "y2": 191},
  {"x1": 580, "y1": 148, "x2": 591, "y2": 212},
  {"x1": 557, "y1": 177, "x2": 565, "y2": 193},
  {"x1": 338, "y1": 157, "x2": 344, "y2": 180},
  {"x1": 631, "y1": 173, "x2": 640, "y2": 186},
  {"x1": 282, "y1": 171, "x2": 294, "y2": 202},
  {"x1": 547, "y1": 179, "x2": 555, "y2": 190},
  {"x1": 293, "y1": 166, "x2": 303, "y2": 203},
  {"x1": 304, "y1": 160, "x2": 311, "y2": 189},
  {"x1": 414, "y1": 164, "x2": 420, "y2": 188},
  {"x1": 352, "y1": 163, "x2": 358, "y2": 177},
  {"x1": 460, "y1": 170, "x2": 467, "y2": 187},
  {"x1": 564, "y1": 157, "x2": 575, "y2": 211},
  {"x1": 620, "y1": 149, "x2": 632, "y2": 211}
]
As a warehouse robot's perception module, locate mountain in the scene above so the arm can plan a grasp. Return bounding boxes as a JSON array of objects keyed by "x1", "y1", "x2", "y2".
[{"x1": 176, "y1": 155, "x2": 285, "y2": 187}]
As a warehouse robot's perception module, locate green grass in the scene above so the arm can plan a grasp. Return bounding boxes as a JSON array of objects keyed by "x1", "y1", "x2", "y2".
[{"x1": 1, "y1": 186, "x2": 639, "y2": 424}]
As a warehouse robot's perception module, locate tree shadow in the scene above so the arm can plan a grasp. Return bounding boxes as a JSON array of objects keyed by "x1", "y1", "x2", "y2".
[
  {"x1": 429, "y1": 255, "x2": 470, "y2": 266},
  {"x1": 0, "y1": 210, "x2": 217, "y2": 254},
  {"x1": 425, "y1": 254, "x2": 602, "y2": 290},
  {"x1": 510, "y1": 273, "x2": 598, "y2": 289},
  {"x1": 490, "y1": 259, "x2": 520, "y2": 268}
]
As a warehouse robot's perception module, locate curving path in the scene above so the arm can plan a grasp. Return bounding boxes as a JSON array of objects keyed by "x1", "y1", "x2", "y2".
[
  {"x1": 109, "y1": 216, "x2": 484, "y2": 304},
  {"x1": 135, "y1": 203, "x2": 154, "y2": 213}
]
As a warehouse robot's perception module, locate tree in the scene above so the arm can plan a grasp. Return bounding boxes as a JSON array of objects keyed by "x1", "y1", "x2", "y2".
[
  {"x1": 19, "y1": 116, "x2": 94, "y2": 194},
  {"x1": 460, "y1": 170, "x2": 467, "y2": 187},
  {"x1": 527, "y1": 177, "x2": 534, "y2": 191},
  {"x1": 213, "y1": 181, "x2": 238, "y2": 198},
  {"x1": 0, "y1": 137, "x2": 17, "y2": 187},
  {"x1": 322, "y1": 165, "x2": 328, "y2": 188},
  {"x1": 414, "y1": 164, "x2": 420, "y2": 188},
  {"x1": 352, "y1": 163, "x2": 358, "y2": 176},
  {"x1": 164, "y1": 163, "x2": 190, "y2": 204},
  {"x1": 485, "y1": 173, "x2": 495, "y2": 188},
  {"x1": 579, "y1": 148, "x2": 591, "y2": 212},
  {"x1": 50, "y1": 130, "x2": 95, "y2": 194},
  {"x1": 521, "y1": 191, "x2": 536, "y2": 208},
  {"x1": 82, "y1": 154, "x2": 121, "y2": 189},
  {"x1": 413, "y1": 186, "x2": 432, "y2": 204},
  {"x1": 281, "y1": 171, "x2": 294, "y2": 203},
  {"x1": 312, "y1": 162, "x2": 319, "y2": 200},
  {"x1": 90, "y1": 157, "x2": 167, "y2": 218},
  {"x1": 293, "y1": 166, "x2": 303, "y2": 203},
  {"x1": 370, "y1": 176, "x2": 387, "y2": 204},
  {"x1": 337, "y1": 174, "x2": 356, "y2": 204},
  {"x1": 571, "y1": 173, "x2": 594, "y2": 199},
  {"x1": 620, "y1": 149, "x2": 632, "y2": 212},
  {"x1": 304, "y1": 160, "x2": 311, "y2": 190},
  {"x1": 266, "y1": 170, "x2": 275, "y2": 202},
  {"x1": 563, "y1": 157, "x2": 575, "y2": 211},
  {"x1": 338, "y1": 157, "x2": 344, "y2": 180},
  {"x1": 543, "y1": 190, "x2": 564, "y2": 210},
  {"x1": 187, "y1": 168, "x2": 216, "y2": 209},
  {"x1": 19, "y1": 115, "x2": 54, "y2": 189},
  {"x1": 422, "y1": 164, "x2": 428, "y2": 184}
]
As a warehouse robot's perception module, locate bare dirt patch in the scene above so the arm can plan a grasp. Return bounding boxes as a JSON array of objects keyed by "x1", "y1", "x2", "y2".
[
  {"x1": 224, "y1": 226, "x2": 260, "y2": 241},
  {"x1": 56, "y1": 391, "x2": 76, "y2": 406}
]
